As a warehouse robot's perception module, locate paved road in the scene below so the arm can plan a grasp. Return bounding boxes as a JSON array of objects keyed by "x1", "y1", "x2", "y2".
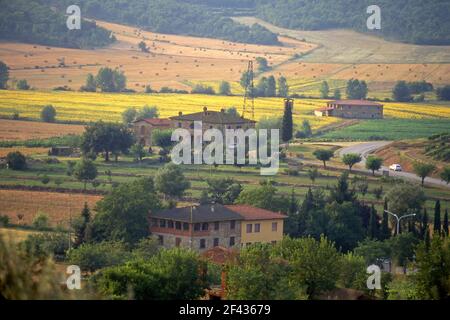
[{"x1": 338, "y1": 141, "x2": 450, "y2": 189}]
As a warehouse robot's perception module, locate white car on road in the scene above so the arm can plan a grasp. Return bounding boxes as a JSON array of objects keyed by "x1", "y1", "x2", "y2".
[{"x1": 389, "y1": 164, "x2": 403, "y2": 172}]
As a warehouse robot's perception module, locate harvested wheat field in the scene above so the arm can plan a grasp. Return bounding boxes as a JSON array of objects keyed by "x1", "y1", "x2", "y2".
[
  {"x1": 0, "y1": 20, "x2": 313, "y2": 92},
  {"x1": 0, "y1": 119, "x2": 84, "y2": 141},
  {"x1": 0, "y1": 190, "x2": 102, "y2": 227},
  {"x1": 0, "y1": 147, "x2": 49, "y2": 157}
]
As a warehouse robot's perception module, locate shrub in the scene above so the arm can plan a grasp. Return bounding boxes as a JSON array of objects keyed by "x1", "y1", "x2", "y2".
[
  {"x1": 40, "y1": 105, "x2": 56, "y2": 122},
  {"x1": 21, "y1": 232, "x2": 69, "y2": 259},
  {"x1": 16, "y1": 79, "x2": 30, "y2": 90},
  {"x1": 6, "y1": 151, "x2": 26, "y2": 170},
  {"x1": 32, "y1": 212, "x2": 50, "y2": 230},
  {"x1": 0, "y1": 215, "x2": 10, "y2": 227}
]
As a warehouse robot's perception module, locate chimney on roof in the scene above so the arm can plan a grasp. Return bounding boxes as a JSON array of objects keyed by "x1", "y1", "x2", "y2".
[
  {"x1": 221, "y1": 108, "x2": 225, "y2": 113},
  {"x1": 178, "y1": 111, "x2": 182, "y2": 116},
  {"x1": 211, "y1": 205, "x2": 215, "y2": 213},
  {"x1": 203, "y1": 106, "x2": 208, "y2": 115}
]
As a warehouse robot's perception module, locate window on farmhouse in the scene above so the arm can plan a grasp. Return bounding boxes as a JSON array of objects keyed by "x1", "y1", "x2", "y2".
[
  {"x1": 214, "y1": 222, "x2": 220, "y2": 231},
  {"x1": 272, "y1": 222, "x2": 278, "y2": 232},
  {"x1": 168, "y1": 220, "x2": 174, "y2": 228},
  {"x1": 183, "y1": 223, "x2": 189, "y2": 231},
  {"x1": 202, "y1": 223, "x2": 209, "y2": 231},
  {"x1": 200, "y1": 239, "x2": 206, "y2": 249},
  {"x1": 175, "y1": 221, "x2": 181, "y2": 230},
  {"x1": 229, "y1": 237, "x2": 235, "y2": 247},
  {"x1": 194, "y1": 223, "x2": 201, "y2": 231},
  {"x1": 213, "y1": 238, "x2": 219, "y2": 247},
  {"x1": 255, "y1": 223, "x2": 261, "y2": 233},
  {"x1": 246, "y1": 224, "x2": 252, "y2": 233},
  {"x1": 159, "y1": 219, "x2": 166, "y2": 228}
]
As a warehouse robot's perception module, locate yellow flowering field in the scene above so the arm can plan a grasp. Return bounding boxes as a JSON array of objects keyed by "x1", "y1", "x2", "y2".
[{"x1": 0, "y1": 90, "x2": 337, "y2": 130}]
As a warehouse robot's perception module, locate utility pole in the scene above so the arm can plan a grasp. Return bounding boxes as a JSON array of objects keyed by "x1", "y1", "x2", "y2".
[
  {"x1": 384, "y1": 210, "x2": 416, "y2": 236},
  {"x1": 242, "y1": 60, "x2": 254, "y2": 120}
]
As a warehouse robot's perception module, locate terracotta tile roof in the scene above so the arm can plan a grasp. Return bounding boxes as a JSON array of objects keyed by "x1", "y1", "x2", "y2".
[
  {"x1": 134, "y1": 118, "x2": 172, "y2": 126},
  {"x1": 225, "y1": 205, "x2": 287, "y2": 220},
  {"x1": 151, "y1": 204, "x2": 242, "y2": 223},
  {"x1": 328, "y1": 100, "x2": 383, "y2": 107},
  {"x1": 315, "y1": 107, "x2": 334, "y2": 112},
  {"x1": 170, "y1": 108, "x2": 255, "y2": 124},
  {"x1": 201, "y1": 246, "x2": 237, "y2": 265}
]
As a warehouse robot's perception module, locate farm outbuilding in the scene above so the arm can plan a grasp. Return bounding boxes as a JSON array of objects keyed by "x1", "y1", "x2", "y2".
[{"x1": 315, "y1": 100, "x2": 383, "y2": 119}]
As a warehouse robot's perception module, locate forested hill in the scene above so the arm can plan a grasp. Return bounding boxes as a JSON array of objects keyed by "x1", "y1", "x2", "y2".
[
  {"x1": 38, "y1": 0, "x2": 280, "y2": 46},
  {"x1": 187, "y1": 0, "x2": 450, "y2": 46},
  {"x1": 0, "y1": 0, "x2": 115, "y2": 49}
]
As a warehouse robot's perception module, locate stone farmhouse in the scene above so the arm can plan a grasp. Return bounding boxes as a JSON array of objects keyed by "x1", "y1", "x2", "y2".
[
  {"x1": 315, "y1": 100, "x2": 383, "y2": 119},
  {"x1": 132, "y1": 107, "x2": 256, "y2": 147},
  {"x1": 149, "y1": 204, "x2": 286, "y2": 252}
]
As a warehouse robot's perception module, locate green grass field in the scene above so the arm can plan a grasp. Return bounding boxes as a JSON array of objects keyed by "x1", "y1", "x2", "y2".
[{"x1": 319, "y1": 119, "x2": 450, "y2": 140}]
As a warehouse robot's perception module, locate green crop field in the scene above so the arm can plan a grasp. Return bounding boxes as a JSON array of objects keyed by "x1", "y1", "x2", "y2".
[{"x1": 319, "y1": 118, "x2": 450, "y2": 140}]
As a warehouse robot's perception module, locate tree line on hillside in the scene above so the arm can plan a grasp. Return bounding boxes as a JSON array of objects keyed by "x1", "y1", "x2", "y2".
[
  {"x1": 0, "y1": 0, "x2": 115, "y2": 49},
  {"x1": 39, "y1": 0, "x2": 279, "y2": 45},
  {"x1": 254, "y1": 0, "x2": 450, "y2": 45}
]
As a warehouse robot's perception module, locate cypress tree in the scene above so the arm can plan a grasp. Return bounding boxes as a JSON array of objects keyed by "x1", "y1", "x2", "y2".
[
  {"x1": 420, "y1": 208, "x2": 428, "y2": 240},
  {"x1": 443, "y1": 209, "x2": 449, "y2": 237},
  {"x1": 368, "y1": 204, "x2": 379, "y2": 239},
  {"x1": 74, "y1": 202, "x2": 91, "y2": 247},
  {"x1": 380, "y1": 198, "x2": 390, "y2": 240},
  {"x1": 281, "y1": 99, "x2": 293, "y2": 142},
  {"x1": 434, "y1": 200, "x2": 441, "y2": 236}
]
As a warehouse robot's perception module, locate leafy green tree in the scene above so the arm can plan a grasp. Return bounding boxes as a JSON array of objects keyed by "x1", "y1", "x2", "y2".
[
  {"x1": 205, "y1": 178, "x2": 242, "y2": 205},
  {"x1": 354, "y1": 238, "x2": 391, "y2": 265},
  {"x1": 227, "y1": 243, "x2": 307, "y2": 300},
  {"x1": 388, "y1": 232, "x2": 420, "y2": 267},
  {"x1": 16, "y1": 79, "x2": 30, "y2": 90},
  {"x1": 307, "y1": 168, "x2": 319, "y2": 184},
  {"x1": 300, "y1": 119, "x2": 312, "y2": 138},
  {"x1": 81, "y1": 121, "x2": 134, "y2": 162},
  {"x1": 240, "y1": 70, "x2": 252, "y2": 91},
  {"x1": 313, "y1": 149, "x2": 334, "y2": 168},
  {"x1": 122, "y1": 107, "x2": 137, "y2": 125},
  {"x1": 338, "y1": 252, "x2": 367, "y2": 290},
  {"x1": 436, "y1": 85, "x2": 450, "y2": 101},
  {"x1": 392, "y1": 81, "x2": 412, "y2": 102},
  {"x1": 67, "y1": 241, "x2": 130, "y2": 272},
  {"x1": 329, "y1": 172, "x2": 356, "y2": 204},
  {"x1": 440, "y1": 167, "x2": 450, "y2": 184},
  {"x1": 320, "y1": 81, "x2": 329, "y2": 98},
  {"x1": 81, "y1": 73, "x2": 96, "y2": 92},
  {"x1": 277, "y1": 76, "x2": 289, "y2": 97},
  {"x1": 219, "y1": 81, "x2": 231, "y2": 95},
  {"x1": 385, "y1": 183, "x2": 425, "y2": 217},
  {"x1": 32, "y1": 212, "x2": 49, "y2": 230},
  {"x1": 235, "y1": 184, "x2": 288, "y2": 212},
  {"x1": 281, "y1": 99, "x2": 293, "y2": 142},
  {"x1": 73, "y1": 159, "x2": 98, "y2": 190},
  {"x1": 130, "y1": 143, "x2": 146, "y2": 162},
  {"x1": 138, "y1": 41, "x2": 149, "y2": 53},
  {"x1": 21, "y1": 232, "x2": 69, "y2": 259},
  {"x1": 342, "y1": 153, "x2": 362, "y2": 172},
  {"x1": 346, "y1": 79, "x2": 368, "y2": 99},
  {"x1": 365, "y1": 156, "x2": 383, "y2": 176},
  {"x1": 225, "y1": 107, "x2": 239, "y2": 117},
  {"x1": 256, "y1": 57, "x2": 270, "y2": 72},
  {"x1": 414, "y1": 236, "x2": 450, "y2": 299},
  {"x1": 333, "y1": 88, "x2": 341, "y2": 99},
  {"x1": 95, "y1": 67, "x2": 126, "y2": 92},
  {"x1": 137, "y1": 105, "x2": 159, "y2": 120},
  {"x1": 40, "y1": 175, "x2": 50, "y2": 185},
  {"x1": 90, "y1": 177, "x2": 162, "y2": 244},
  {"x1": 93, "y1": 248, "x2": 207, "y2": 300},
  {"x1": 40, "y1": 105, "x2": 56, "y2": 123},
  {"x1": 274, "y1": 236, "x2": 340, "y2": 298},
  {"x1": 413, "y1": 162, "x2": 436, "y2": 186},
  {"x1": 0, "y1": 61, "x2": 9, "y2": 89},
  {"x1": 155, "y1": 163, "x2": 190, "y2": 199},
  {"x1": 433, "y1": 200, "x2": 441, "y2": 236},
  {"x1": 6, "y1": 151, "x2": 26, "y2": 170}
]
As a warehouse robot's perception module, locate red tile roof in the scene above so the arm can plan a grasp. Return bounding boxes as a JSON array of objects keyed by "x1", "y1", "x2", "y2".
[
  {"x1": 328, "y1": 100, "x2": 383, "y2": 106},
  {"x1": 225, "y1": 205, "x2": 287, "y2": 220},
  {"x1": 135, "y1": 118, "x2": 172, "y2": 126}
]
